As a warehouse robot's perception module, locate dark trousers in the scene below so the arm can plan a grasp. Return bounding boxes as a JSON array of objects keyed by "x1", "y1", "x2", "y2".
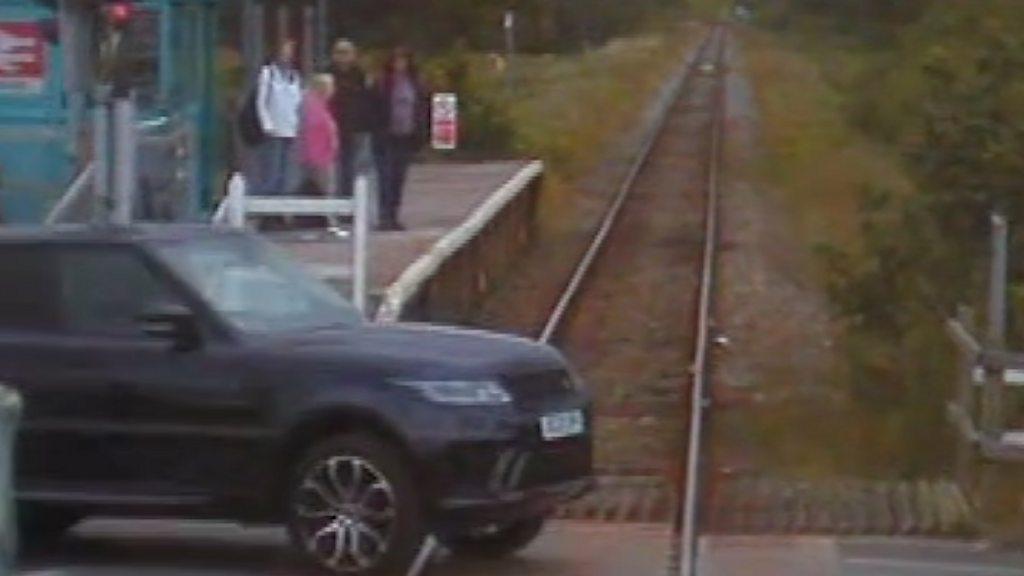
[
  {"x1": 338, "y1": 132, "x2": 356, "y2": 199},
  {"x1": 337, "y1": 132, "x2": 374, "y2": 199},
  {"x1": 374, "y1": 135, "x2": 416, "y2": 225}
]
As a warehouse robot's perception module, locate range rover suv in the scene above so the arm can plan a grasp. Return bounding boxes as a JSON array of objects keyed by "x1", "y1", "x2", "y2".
[{"x1": 0, "y1": 224, "x2": 592, "y2": 574}]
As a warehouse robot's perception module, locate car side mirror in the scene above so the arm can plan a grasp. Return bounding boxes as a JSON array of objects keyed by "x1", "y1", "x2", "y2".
[{"x1": 138, "y1": 305, "x2": 202, "y2": 351}]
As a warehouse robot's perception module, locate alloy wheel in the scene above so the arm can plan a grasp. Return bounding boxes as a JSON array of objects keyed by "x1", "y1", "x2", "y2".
[{"x1": 292, "y1": 455, "x2": 398, "y2": 573}]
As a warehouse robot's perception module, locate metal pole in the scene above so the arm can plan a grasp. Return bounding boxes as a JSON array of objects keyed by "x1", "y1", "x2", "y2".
[
  {"x1": 92, "y1": 99, "x2": 112, "y2": 224},
  {"x1": 0, "y1": 386, "x2": 21, "y2": 575},
  {"x1": 988, "y1": 213, "x2": 1008, "y2": 348},
  {"x1": 353, "y1": 174, "x2": 370, "y2": 315},
  {"x1": 226, "y1": 172, "x2": 247, "y2": 228},
  {"x1": 503, "y1": 10, "x2": 515, "y2": 93},
  {"x1": 111, "y1": 96, "x2": 137, "y2": 225},
  {"x1": 982, "y1": 213, "x2": 1009, "y2": 436}
]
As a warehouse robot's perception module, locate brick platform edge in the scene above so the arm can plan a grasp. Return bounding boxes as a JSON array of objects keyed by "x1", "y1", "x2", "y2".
[{"x1": 374, "y1": 160, "x2": 544, "y2": 323}]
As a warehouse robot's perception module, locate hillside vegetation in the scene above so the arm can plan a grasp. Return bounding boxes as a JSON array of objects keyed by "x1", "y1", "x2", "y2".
[{"x1": 749, "y1": 0, "x2": 1024, "y2": 480}]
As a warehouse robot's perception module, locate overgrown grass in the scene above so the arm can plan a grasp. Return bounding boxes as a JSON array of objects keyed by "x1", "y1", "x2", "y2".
[
  {"x1": 731, "y1": 29, "x2": 958, "y2": 479},
  {"x1": 743, "y1": 30, "x2": 916, "y2": 256},
  {"x1": 473, "y1": 23, "x2": 705, "y2": 229},
  {"x1": 504, "y1": 27, "x2": 700, "y2": 174},
  {"x1": 689, "y1": 0, "x2": 733, "y2": 20}
]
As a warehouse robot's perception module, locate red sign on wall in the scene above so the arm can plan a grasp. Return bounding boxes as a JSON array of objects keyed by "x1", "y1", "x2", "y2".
[
  {"x1": 0, "y1": 21, "x2": 46, "y2": 94},
  {"x1": 431, "y1": 93, "x2": 459, "y2": 151}
]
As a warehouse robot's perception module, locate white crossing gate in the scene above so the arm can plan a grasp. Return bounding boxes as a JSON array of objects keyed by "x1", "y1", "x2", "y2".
[{"x1": 213, "y1": 173, "x2": 370, "y2": 314}]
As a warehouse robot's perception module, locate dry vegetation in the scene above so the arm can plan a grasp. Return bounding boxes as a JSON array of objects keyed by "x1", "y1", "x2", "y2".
[
  {"x1": 711, "y1": 29, "x2": 931, "y2": 479},
  {"x1": 742, "y1": 30, "x2": 916, "y2": 256},
  {"x1": 471, "y1": 23, "x2": 708, "y2": 335}
]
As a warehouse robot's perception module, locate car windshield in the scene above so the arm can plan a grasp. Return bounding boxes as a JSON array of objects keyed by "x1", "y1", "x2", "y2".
[{"x1": 153, "y1": 234, "x2": 362, "y2": 334}]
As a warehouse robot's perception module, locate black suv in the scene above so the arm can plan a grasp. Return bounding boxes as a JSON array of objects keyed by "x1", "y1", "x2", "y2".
[{"x1": 0, "y1": 225, "x2": 592, "y2": 574}]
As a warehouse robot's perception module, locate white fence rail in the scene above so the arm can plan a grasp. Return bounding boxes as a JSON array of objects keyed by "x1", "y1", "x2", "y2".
[
  {"x1": 375, "y1": 160, "x2": 543, "y2": 322},
  {"x1": 44, "y1": 163, "x2": 95, "y2": 225},
  {"x1": 213, "y1": 173, "x2": 370, "y2": 314}
]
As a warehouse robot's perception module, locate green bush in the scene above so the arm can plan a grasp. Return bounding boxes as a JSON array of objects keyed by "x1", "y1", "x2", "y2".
[{"x1": 423, "y1": 47, "x2": 516, "y2": 156}]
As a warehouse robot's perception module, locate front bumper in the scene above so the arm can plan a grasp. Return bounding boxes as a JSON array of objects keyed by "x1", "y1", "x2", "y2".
[
  {"x1": 412, "y1": 404, "x2": 594, "y2": 530},
  {"x1": 438, "y1": 477, "x2": 594, "y2": 526}
]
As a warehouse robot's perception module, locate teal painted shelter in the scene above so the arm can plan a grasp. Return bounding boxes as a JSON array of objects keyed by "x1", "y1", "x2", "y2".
[{"x1": 0, "y1": 0, "x2": 217, "y2": 223}]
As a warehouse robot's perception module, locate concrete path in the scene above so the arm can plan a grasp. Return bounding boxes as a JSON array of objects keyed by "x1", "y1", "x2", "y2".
[
  {"x1": 281, "y1": 161, "x2": 534, "y2": 293},
  {"x1": 700, "y1": 536, "x2": 1024, "y2": 576}
]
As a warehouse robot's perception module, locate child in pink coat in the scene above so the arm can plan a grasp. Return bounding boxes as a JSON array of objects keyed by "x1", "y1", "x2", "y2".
[{"x1": 300, "y1": 74, "x2": 340, "y2": 196}]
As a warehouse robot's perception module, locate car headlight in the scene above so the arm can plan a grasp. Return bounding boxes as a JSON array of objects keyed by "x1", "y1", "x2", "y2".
[
  {"x1": 566, "y1": 366, "x2": 587, "y2": 392},
  {"x1": 396, "y1": 379, "x2": 513, "y2": 406}
]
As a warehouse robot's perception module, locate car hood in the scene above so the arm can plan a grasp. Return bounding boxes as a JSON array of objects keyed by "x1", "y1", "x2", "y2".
[{"x1": 263, "y1": 322, "x2": 567, "y2": 379}]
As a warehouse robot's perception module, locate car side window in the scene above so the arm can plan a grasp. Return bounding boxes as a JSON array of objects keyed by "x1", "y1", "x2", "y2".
[
  {"x1": 57, "y1": 246, "x2": 184, "y2": 336},
  {"x1": 0, "y1": 245, "x2": 60, "y2": 331}
]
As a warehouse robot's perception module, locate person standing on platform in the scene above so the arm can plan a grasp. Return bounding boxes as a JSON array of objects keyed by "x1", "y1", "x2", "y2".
[
  {"x1": 327, "y1": 39, "x2": 374, "y2": 199},
  {"x1": 255, "y1": 39, "x2": 303, "y2": 196},
  {"x1": 299, "y1": 74, "x2": 339, "y2": 198},
  {"x1": 372, "y1": 46, "x2": 430, "y2": 231}
]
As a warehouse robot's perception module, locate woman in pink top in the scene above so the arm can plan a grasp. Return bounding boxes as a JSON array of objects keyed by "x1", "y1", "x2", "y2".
[{"x1": 300, "y1": 74, "x2": 339, "y2": 196}]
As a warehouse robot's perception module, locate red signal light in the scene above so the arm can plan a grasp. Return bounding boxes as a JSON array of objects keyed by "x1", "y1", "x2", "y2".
[{"x1": 104, "y1": 2, "x2": 133, "y2": 27}]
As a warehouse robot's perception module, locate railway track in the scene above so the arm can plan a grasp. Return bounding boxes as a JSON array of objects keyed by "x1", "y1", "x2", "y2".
[
  {"x1": 465, "y1": 19, "x2": 978, "y2": 576},
  {"x1": 527, "y1": 22, "x2": 976, "y2": 575},
  {"x1": 525, "y1": 22, "x2": 731, "y2": 573}
]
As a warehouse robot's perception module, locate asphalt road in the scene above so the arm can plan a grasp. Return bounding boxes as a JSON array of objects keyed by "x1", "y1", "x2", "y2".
[
  {"x1": 17, "y1": 519, "x2": 1024, "y2": 576},
  {"x1": 17, "y1": 519, "x2": 672, "y2": 576}
]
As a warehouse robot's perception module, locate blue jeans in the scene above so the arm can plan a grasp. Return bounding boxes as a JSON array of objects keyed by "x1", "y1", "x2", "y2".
[
  {"x1": 257, "y1": 137, "x2": 293, "y2": 195},
  {"x1": 374, "y1": 135, "x2": 415, "y2": 225}
]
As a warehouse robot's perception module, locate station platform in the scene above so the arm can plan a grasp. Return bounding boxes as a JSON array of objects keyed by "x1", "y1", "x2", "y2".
[{"x1": 277, "y1": 160, "x2": 543, "y2": 322}]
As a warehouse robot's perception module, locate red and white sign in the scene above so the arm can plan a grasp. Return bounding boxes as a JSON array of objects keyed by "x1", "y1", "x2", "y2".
[
  {"x1": 0, "y1": 21, "x2": 46, "y2": 94},
  {"x1": 431, "y1": 93, "x2": 459, "y2": 151}
]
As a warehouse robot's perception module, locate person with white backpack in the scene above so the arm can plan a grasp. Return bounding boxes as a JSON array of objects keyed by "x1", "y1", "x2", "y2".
[{"x1": 254, "y1": 39, "x2": 303, "y2": 196}]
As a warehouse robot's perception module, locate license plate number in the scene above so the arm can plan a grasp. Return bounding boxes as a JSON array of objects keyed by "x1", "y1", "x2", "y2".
[{"x1": 540, "y1": 410, "x2": 585, "y2": 440}]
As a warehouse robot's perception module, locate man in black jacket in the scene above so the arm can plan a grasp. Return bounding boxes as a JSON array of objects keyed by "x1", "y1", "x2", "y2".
[{"x1": 327, "y1": 39, "x2": 374, "y2": 199}]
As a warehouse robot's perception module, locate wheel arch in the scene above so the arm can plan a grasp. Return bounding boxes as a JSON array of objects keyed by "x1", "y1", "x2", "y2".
[{"x1": 271, "y1": 407, "x2": 420, "y2": 513}]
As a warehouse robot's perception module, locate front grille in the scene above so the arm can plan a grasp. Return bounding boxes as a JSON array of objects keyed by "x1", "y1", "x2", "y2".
[{"x1": 516, "y1": 438, "x2": 592, "y2": 490}]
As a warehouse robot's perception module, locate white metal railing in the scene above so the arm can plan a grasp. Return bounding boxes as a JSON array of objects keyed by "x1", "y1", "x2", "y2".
[
  {"x1": 44, "y1": 163, "x2": 95, "y2": 225},
  {"x1": 213, "y1": 173, "x2": 370, "y2": 314},
  {"x1": 375, "y1": 160, "x2": 543, "y2": 323}
]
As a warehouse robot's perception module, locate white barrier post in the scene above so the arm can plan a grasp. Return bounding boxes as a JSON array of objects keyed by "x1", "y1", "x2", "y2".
[
  {"x1": 0, "y1": 386, "x2": 22, "y2": 573},
  {"x1": 111, "y1": 97, "x2": 137, "y2": 225},
  {"x1": 227, "y1": 172, "x2": 247, "y2": 229},
  {"x1": 353, "y1": 174, "x2": 370, "y2": 315},
  {"x1": 92, "y1": 102, "x2": 111, "y2": 223}
]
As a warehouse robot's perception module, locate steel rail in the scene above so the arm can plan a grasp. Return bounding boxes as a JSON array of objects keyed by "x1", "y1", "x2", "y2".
[
  {"x1": 677, "y1": 25, "x2": 728, "y2": 576},
  {"x1": 537, "y1": 30, "x2": 719, "y2": 344},
  {"x1": 405, "y1": 28, "x2": 726, "y2": 576}
]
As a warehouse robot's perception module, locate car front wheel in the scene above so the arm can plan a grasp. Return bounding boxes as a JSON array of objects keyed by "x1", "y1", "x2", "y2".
[
  {"x1": 286, "y1": 433, "x2": 426, "y2": 575},
  {"x1": 440, "y1": 516, "x2": 547, "y2": 559}
]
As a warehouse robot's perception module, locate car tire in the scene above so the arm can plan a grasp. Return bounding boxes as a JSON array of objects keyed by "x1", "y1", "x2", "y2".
[
  {"x1": 19, "y1": 505, "x2": 81, "y2": 548},
  {"x1": 286, "y1": 433, "x2": 426, "y2": 575},
  {"x1": 440, "y1": 516, "x2": 546, "y2": 559}
]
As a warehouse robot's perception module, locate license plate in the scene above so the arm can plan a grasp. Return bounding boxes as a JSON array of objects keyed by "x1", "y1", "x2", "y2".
[{"x1": 540, "y1": 410, "x2": 585, "y2": 440}]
